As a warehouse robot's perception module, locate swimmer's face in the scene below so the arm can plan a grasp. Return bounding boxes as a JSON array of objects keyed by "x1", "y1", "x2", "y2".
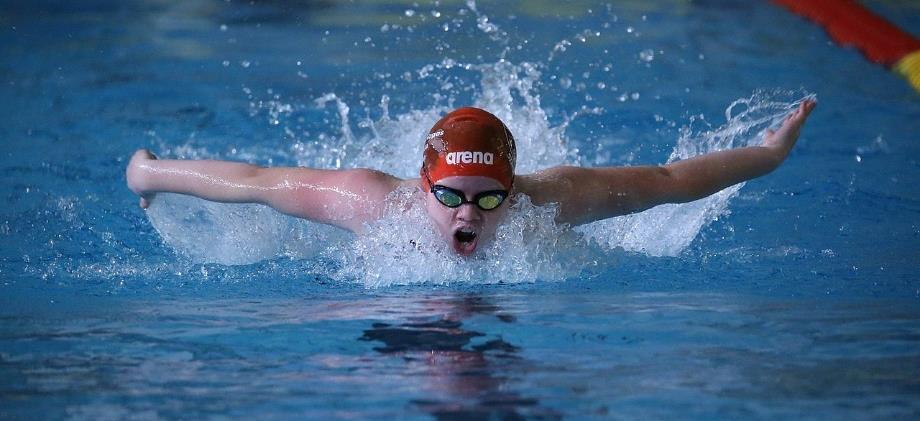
[{"x1": 424, "y1": 176, "x2": 511, "y2": 257}]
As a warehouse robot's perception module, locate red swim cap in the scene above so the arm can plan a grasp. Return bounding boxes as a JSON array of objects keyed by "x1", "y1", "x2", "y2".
[{"x1": 420, "y1": 107, "x2": 516, "y2": 191}]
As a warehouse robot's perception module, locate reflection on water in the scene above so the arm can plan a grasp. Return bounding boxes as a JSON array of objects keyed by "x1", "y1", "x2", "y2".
[
  {"x1": 359, "y1": 294, "x2": 561, "y2": 420},
  {"x1": 1, "y1": 288, "x2": 918, "y2": 418}
]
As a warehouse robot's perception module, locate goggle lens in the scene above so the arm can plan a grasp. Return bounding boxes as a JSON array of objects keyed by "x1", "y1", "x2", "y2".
[
  {"x1": 431, "y1": 186, "x2": 507, "y2": 211},
  {"x1": 434, "y1": 189, "x2": 463, "y2": 207},
  {"x1": 477, "y1": 194, "x2": 503, "y2": 210}
]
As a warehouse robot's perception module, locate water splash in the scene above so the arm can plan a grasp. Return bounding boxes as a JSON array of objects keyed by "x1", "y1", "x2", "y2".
[
  {"x1": 328, "y1": 186, "x2": 594, "y2": 287},
  {"x1": 146, "y1": 194, "x2": 344, "y2": 265},
  {"x1": 579, "y1": 89, "x2": 815, "y2": 256},
  {"x1": 144, "y1": 59, "x2": 813, "y2": 282},
  {"x1": 548, "y1": 29, "x2": 602, "y2": 62},
  {"x1": 466, "y1": 0, "x2": 509, "y2": 47}
]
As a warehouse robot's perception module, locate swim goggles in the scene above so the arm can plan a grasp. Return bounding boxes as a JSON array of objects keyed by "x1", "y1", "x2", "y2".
[
  {"x1": 423, "y1": 169, "x2": 510, "y2": 210},
  {"x1": 431, "y1": 185, "x2": 508, "y2": 211}
]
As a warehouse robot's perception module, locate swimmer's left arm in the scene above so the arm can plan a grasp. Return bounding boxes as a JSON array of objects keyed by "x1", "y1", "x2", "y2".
[{"x1": 526, "y1": 99, "x2": 816, "y2": 225}]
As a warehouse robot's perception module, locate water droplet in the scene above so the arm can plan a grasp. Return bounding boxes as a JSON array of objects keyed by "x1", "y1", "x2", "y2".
[{"x1": 639, "y1": 49, "x2": 655, "y2": 62}]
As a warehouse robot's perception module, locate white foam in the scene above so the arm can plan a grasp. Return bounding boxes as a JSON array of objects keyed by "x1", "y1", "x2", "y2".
[
  {"x1": 146, "y1": 193, "x2": 345, "y2": 265},
  {"x1": 144, "y1": 59, "x2": 812, "y2": 283},
  {"x1": 578, "y1": 90, "x2": 815, "y2": 256},
  {"x1": 323, "y1": 186, "x2": 592, "y2": 287}
]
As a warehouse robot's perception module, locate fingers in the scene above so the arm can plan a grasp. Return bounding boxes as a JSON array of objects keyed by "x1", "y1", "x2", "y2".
[
  {"x1": 787, "y1": 99, "x2": 816, "y2": 123},
  {"x1": 804, "y1": 98, "x2": 816, "y2": 115},
  {"x1": 132, "y1": 148, "x2": 158, "y2": 163},
  {"x1": 799, "y1": 98, "x2": 817, "y2": 117},
  {"x1": 129, "y1": 150, "x2": 156, "y2": 210},
  {"x1": 132, "y1": 149, "x2": 148, "y2": 161}
]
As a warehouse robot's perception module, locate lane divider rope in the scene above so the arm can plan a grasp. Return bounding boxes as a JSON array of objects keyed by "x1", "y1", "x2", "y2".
[{"x1": 773, "y1": 0, "x2": 920, "y2": 93}]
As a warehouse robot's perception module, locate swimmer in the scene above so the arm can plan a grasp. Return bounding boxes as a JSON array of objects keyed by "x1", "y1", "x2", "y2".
[{"x1": 127, "y1": 100, "x2": 816, "y2": 256}]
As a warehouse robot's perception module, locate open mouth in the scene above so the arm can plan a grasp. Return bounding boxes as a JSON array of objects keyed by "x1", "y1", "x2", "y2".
[
  {"x1": 452, "y1": 228, "x2": 478, "y2": 255},
  {"x1": 455, "y1": 229, "x2": 477, "y2": 244}
]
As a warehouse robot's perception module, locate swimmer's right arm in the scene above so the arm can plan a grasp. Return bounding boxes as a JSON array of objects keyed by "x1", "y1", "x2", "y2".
[{"x1": 126, "y1": 149, "x2": 400, "y2": 232}]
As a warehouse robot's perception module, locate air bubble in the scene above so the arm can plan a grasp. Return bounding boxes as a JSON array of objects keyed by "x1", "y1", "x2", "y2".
[{"x1": 639, "y1": 49, "x2": 655, "y2": 62}]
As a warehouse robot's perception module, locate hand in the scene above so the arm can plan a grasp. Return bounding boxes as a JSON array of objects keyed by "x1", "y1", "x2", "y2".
[
  {"x1": 763, "y1": 99, "x2": 817, "y2": 161},
  {"x1": 126, "y1": 149, "x2": 158, "y2": 209}
]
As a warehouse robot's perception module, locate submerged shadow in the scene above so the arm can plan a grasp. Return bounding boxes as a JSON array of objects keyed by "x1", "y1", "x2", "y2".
[{"x1": 359, "y1": 294, "x2": 560, "y2": 420}]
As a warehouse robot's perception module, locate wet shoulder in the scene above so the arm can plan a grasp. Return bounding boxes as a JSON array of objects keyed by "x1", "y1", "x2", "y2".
[
  {"x1": 382, "y1": 178, "x2": 425, "y2": 212},
  {"x1": 343, "y1": 169, "x2": 409, "y2": 200},
  {"x1": 514, "y1": 166, "x2": 577, "y2": 206}
]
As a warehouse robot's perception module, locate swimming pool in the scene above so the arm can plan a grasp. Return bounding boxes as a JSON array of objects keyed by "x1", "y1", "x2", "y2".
[{"x1": 2, "y1": 0, "x2": 919, "y2": 418}]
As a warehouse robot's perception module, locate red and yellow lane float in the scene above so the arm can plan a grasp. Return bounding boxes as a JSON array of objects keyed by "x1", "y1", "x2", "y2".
[{"x1": 773, "y1": 0, "x2": 920, "y2": 93}]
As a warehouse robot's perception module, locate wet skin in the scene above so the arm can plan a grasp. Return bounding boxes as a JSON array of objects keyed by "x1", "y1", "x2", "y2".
[
  {"x1": 127, "y1": 100, "x2": 817, "y2": 257},
  {"x1": 423, "y1": 176, "x2": 511, "y2": 256}
]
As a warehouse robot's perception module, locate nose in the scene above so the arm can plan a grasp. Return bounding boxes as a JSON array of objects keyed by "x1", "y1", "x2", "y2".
[{"x1": 455, "y1": 202, "x2": 482, "y2": 222}]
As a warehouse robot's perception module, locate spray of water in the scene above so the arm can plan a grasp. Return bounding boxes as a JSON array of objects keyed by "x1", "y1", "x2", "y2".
[
  {"x1": 141, "y1": 1, "x2": 813, "y2": 285},
  {"x1": 325, "y1": 185, "x2": 591, "y2": 287},
  {"x1": 145, "y1": 56, "x2": 811, "y2": 287},
  {"x1": 580, "y1": 90, "x2": 816, "y2": 257}
]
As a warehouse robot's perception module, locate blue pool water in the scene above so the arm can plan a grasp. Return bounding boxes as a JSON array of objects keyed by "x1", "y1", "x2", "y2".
[{"x1": 2, "y1": 0, "x2": 919, "y2": 418}]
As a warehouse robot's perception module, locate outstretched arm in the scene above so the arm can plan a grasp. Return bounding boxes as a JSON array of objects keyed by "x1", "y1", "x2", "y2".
[
  {"x1": 521, "y1": 99, "x2": 816, "y2": 225},
  {"x1": 125, "y1": 150, "x2": 401, "y2": 232}
]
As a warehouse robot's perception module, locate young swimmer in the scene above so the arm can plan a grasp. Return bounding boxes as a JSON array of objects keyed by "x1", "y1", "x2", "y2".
[{"x1": 127, "y1": 100, "x2": 816, "y2": 256}]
